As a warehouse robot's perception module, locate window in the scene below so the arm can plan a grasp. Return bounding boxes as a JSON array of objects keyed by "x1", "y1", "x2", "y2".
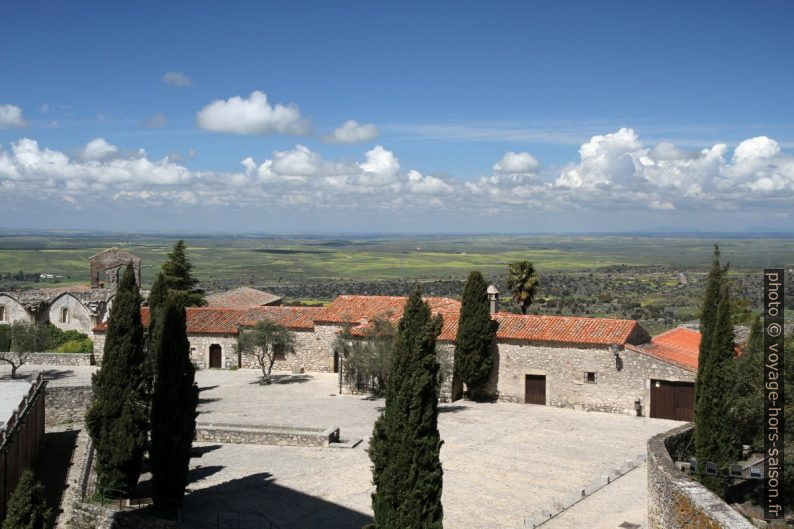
[
  {"x1": 60, "y1": 307, "x2": 69, "y2": 323},
  {"x1": 273, "y1": 344, "x2": 286, "y2": 361},
  {"x1": 0, "y1": 305, "x2": 5, "y2": 322},
  {"x1": 584, "y1": 371, "x2": 597, "y2": 384}
]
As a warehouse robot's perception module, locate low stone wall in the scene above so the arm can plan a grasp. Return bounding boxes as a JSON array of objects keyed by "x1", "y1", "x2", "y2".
[
  {"x1": 29, "y1": 352, "x2": 94, "y2": 366},
  {"x1": 45, "y1": 385, "x2": 93, "y2": 426},
  {"x1": 195, "y1": 422, "x2": 340, "y2": 447},
  {"x1": 647, "y1": 424, "x2": 755, "y2": 529}
]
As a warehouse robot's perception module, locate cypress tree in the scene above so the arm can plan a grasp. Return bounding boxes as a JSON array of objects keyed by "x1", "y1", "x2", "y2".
[
  {"x1": 369, "y1": 289, "x2": 444, "y2": 529},
  {"x1": 86, "y1": 265, "x2": 149, "y2": 495},
  {"x1": 732, "y1": 314, "x2": 764, "y2": 448},
  {"x1": 2, "y1": 470, "x2": 51, "y2": 529},
  {"x1": 161, "y1": 240, "x2": 205, "y2": 307},
  {"x1": 694, "y1": 284, "x2": 739, "y2": 497},
  {"x1": 454, "y1": 271, "x2": 495, "y2": 400},
  {"x1": 150, "y1": 294, "x2": 198, "y2": 508},
  {"x1": 145, "y1": 273, "x2": 169, "y2": 381},
  {"x1": 695, "y1": 245, "x2": 725, "y2": 404}
]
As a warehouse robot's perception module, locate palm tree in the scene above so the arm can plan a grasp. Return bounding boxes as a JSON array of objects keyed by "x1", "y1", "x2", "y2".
[{"x1": 506, "y1": 260, "x2": 539, "y2": 314}]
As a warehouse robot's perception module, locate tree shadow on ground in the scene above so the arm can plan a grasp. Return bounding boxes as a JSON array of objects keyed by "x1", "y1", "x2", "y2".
[
  {"x1": 197, "y1": 385, "x2": 219, "y2": 393},
  {"x1": 182, "y1": 472, "x2": 373, "y2": 529},
  {"x1": 438, "y1": 405, "x2": 468, "y2": 414},
  {"x1": 248, "y1": 374, "x2": 313, "y2": 385},
  {"x1": 35, "y1": 428, "x2": 80, "y2": 529},
  {"x1": 136, "y1": 466, "x2": 225, "y2": 499},
  {"x1": 1, "y1": 369, "x2": 76, "y2": 382},
  {"x1": 197, "y1": 397, "x2": 220, "y2": 405},
  {"x1": 191, "y1": 444, "x2": 223, "y2": 458}
]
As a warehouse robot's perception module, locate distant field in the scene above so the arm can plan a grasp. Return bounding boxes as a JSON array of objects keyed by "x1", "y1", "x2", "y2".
[{"x1": 1, "y1": 233, "x2": 793, "y2": 289}]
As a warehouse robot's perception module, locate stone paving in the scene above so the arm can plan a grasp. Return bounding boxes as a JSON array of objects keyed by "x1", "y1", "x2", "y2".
[
  {"x1": 10, "y1": 364, "x2": 680, "y2": 528},
  {"x1": 187, "y1": 369, "x2": 678, "y2": 529}
]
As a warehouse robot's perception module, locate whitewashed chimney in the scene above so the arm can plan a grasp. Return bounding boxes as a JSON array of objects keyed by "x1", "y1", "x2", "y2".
[{"x1": 487, "y1": 285, "x2": 500, "y2": 314}]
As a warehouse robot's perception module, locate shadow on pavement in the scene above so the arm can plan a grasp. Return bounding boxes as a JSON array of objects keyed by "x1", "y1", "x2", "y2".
[
  {"x1": 35, "y1": 428, "x2": 80, "y2": 529},
  {"x1": 182, "y1": 472, "x2": 373, "y2": 529}
]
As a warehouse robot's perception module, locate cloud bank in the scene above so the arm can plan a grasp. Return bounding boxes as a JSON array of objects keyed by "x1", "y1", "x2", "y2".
[{"x1": 1, "y1": 129, "x2": 793, "y2": 222}]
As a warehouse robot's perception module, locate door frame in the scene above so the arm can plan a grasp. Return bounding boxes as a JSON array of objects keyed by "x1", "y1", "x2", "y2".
[
  {"x1": 522, "y1": 369, "x2": 548, "y2": 405},
  {"x1": 209, "y1": 344, "x2": 223, "y2": 369}
]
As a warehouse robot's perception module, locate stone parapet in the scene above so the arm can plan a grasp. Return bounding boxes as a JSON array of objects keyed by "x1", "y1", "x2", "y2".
[{"x1": 195, "y1": 422, "x2": 340, "y2": 447}]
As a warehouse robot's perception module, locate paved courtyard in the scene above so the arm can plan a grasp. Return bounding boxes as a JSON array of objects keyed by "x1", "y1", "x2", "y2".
[
  {"x1": 7, "y1": 365, "x2": 680, "y2": 528},
  {"x1": 187, "y1": 369, "x2": 678, "y2": 529}
]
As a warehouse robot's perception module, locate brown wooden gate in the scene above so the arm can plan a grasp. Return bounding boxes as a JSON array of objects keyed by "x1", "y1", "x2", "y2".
[
  {"x1": 209, "y1": 344, "x2": 222, "y2": 368},
  {"x1": 650, "y1": 380, "x2": 694, "y2": 421},
  {"x1": 524, "y1": 375, "x2": 546, "y2": 405}
]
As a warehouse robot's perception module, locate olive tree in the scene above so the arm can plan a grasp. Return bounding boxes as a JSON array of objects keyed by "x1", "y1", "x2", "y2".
[
  {"x1": 0, "y1": 321, "x2": 50, "y2": 378},
  {"x1": 235, "y1": 319, "x2": 295, "y2": 383}
]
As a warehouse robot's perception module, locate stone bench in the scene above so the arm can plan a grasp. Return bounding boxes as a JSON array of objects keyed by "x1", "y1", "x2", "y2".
[{"x1": 195, "y1": 422, "x2": 340, "y2": 447}]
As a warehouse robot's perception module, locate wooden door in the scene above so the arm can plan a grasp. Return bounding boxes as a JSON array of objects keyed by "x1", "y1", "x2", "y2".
[
  {"x1": 524, "y1": 375, "x2": 546, "y2": 405},
  {"x1": 450, "y1": 373, "x2": 464, "y2": 402},
  {"x1": 209, "y1": 344, "x2": 222, "y2": 368},
  {"x1": 650, "y1": 380, "x2": 694, "y2": 421}
]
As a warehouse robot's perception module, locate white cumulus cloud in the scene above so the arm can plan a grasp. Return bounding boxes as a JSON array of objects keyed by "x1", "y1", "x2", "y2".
[
  {"x1": 0, "y1": 105, "x2": 27, "y2": 128},
  {"x1": 493, "y1": 151, "x2": 539, "y2": 174},
  {"x1": 196, "y1": 91, "x2": 309, "y2": 135},
  {"x1": 82, "y1": 138, "x2": 118, "y2": 160},
  {"x1": 323, "y1": 120, "x2": 379, "y2": 144}
]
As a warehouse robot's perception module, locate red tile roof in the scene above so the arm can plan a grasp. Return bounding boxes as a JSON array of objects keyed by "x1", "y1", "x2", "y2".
[
  {"x1": 626, "y1": 327, "x2": 700, "y2": 372},
  {"x1": 493, "y1": 312, "x2": 648, "y2": 346},
  {"x1": 315, "y1": 295, "x2": 460, "y2": 324},
  {"x1": 94, "y1": 305, "x2": 320, "y2": 334},
  {"x1": 205, "y1": 287, "x2": 282, "y2": 308},
  {"x1": 239, "y1": 306, "x2": 322, "y2": 331}
]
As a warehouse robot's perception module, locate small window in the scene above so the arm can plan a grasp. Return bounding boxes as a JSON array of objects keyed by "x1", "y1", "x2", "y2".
[
  {"x1": 60, "y1": 307, "x2": 69, "y2": 323},
  {"x1": 584, "y1": 371, "x2": 597, "y2": 384},
  {"x1": 0, "y1": 305, "x2": 5, "y2": 322},
  {"x1": 273, "y1": 344, "x2": 286, "y2": 361}
]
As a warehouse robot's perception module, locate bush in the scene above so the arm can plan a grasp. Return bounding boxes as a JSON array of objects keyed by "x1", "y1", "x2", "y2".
[
  {"x1": 0, "y1": 324, "x2": 11, "y2": 352},
  {"x1": 56, "y1": 338, "x2": 94, "y2": 354}
]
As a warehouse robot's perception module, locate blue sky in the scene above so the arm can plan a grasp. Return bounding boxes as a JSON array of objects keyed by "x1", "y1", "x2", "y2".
[{"x1": 2, "y1": 1, "x2": 794, "y2": 233}]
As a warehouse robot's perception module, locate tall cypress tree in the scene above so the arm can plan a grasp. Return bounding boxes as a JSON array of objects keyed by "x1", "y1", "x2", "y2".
[
  {"x1": 150, "y1": 294, "x2": 198, "y2": 508},
  {"x1": 145, "y1": 273, "x2": 169, "y2": 381},
  {"x1": 694, "y1": 284, "x2": 739, "y2": 497},
  {"x1": 2, "y1": 470, "x2": 51, "y2": 529},
  {"x1": 695, "y1": 245, "x2": 725, "y2": 404},
  {"x1": 86, "y1": 265, "x2": 149, "y2": 495},
  {"x1": 732, "y1": 314, "x2": 764, "y2": 448},
  {"x1": 454, "y1": 271, "x2": 495, "y2": 400},
  {"x1": 369, "y1": 289, "x2": 444, "y2": 529},
  {"x1": 161, "y1": 240, "x2": 205, "y2": 307}
]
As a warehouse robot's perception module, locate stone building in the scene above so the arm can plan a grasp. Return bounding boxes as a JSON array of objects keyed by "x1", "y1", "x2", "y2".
[
  {"x1": 0, "y1": 247, "x2": 142, "y2": 335},
  {"x1": 92, "y1": 289, "x2": 698, "y2": 420}
]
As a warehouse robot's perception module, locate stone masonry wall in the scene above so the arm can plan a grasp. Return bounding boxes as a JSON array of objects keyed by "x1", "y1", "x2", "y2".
[
  {"x1": 48, "y1": 294, "x2": 96, "y2": 334},
  {"x1": 647, "y1": 424, "x2": 754, "y2": 529},
  {"x1": 28, "y1": 352, "x2": 94, "y2": 366},
  {"x1": 186, "y1": 334, "x2": 238, "y2": 369},
  {"x1": 496, "y1": 341, "x2": 695, "y2": 415},
  {"x1": 240, "y1": 324, "x2": 339, "y2": 373},
  {"x1": 195, "y1": 423, "x2": 339, "y2": 447},
  {"x1": 45, "y1": 386, "x2": 92, "y2": 426},
  {"x1": 0, "y1": 294, "x2": 32, "y2": 325}
]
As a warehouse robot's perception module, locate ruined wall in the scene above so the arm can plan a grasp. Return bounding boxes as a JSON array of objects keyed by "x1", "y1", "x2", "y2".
[
  {"x1": 0, "y1": 294, "x2": 33, "y2": 325},
  {"x1": 647, "y1": 424, "x2": 754, "y2": 529},
  {"x1": 496, "y1": 341, "x2": 695, "y2": 415},
  {"x1": 89, "y1": 249, "x2": 141, "y2": 289},
  {"x1": 48, "y1": 294, "x2": 95, "y2": 334}
]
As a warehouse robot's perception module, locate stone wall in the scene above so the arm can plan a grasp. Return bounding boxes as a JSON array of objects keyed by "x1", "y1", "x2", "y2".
[
  {"x1": 195, "y1": 422, "x2": 339, "y2": 447},
  {"x1": 28, "y1": 352, "x2": 94, "y2": 366},
  {"x1": 647, "y1": 424, "x2": 754, "y2": 529},
  {"x1": 495, "y1": 341, "x2": 695, "y2": 415},
  {"x1": 240, "y1": 325, "x2": 339, "y2": 373},
  {"x1": 48, "y1": 294, "x2": 96, "y2": 334},
  {"x1": 45, "y1": 385, "x2": 92, "y2": 426},
  {"x1": 186, "y1": 334, "x2": 238, "y2": 369},
  {"x1": 0, "y1": 294, "x2": 32, "y2": 325}
]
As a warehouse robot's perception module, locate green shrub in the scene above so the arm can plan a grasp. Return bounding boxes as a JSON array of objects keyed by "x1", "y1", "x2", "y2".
[
  {"x1": 0, "y1": 324, "x2": 11, "y2": 352},
  {"x1": 56, "y1": 338, "x2": 94, "y2": 354}
]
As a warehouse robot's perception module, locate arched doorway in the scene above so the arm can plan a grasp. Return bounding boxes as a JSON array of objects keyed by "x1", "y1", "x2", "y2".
[{"x1": 209, "y1": 344, "x2": 222, "y2": 368}]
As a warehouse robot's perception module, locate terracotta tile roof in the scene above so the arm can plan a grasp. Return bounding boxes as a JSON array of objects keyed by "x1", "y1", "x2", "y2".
[
  {"x1": 205, "y1": 287, "x2": 282, "y2": 308},
  {"x1": 94, "y1": 305, "x2": 320, "y2": 334},
  {"x1": 315, "y1": 295, "x2": 460, "y2": 325},
  {"x1": 492, "y1": 313, "x2": 647, "y2": 346},
  {"x1": 239, "y1": 306, "x2": 322, "y2": 331},
  {"x1": 626, "y1": 327, "x2": 700, "y2": 372}
]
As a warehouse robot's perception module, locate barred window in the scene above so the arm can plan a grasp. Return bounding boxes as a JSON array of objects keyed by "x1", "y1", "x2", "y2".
[{"x1": 584, "y1": 371, "x2": 597, "y2": 384}]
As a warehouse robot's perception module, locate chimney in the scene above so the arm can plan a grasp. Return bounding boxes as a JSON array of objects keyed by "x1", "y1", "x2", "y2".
[{"x1": 487, "y1": 285, "x2": 500, "y2": 314}]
